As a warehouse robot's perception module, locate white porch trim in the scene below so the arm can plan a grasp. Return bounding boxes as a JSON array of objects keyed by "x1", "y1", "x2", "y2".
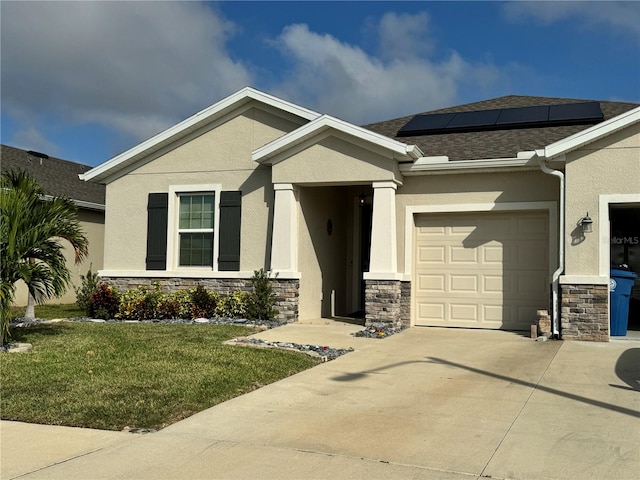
[
  {"x1": 368, "y1": 181, "x2": 398, "y2": 275},
  {"x1": 270, "y1": 183, "x2": 299, "y2": 273}
]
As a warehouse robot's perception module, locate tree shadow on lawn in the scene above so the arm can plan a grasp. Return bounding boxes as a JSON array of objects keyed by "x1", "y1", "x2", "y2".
[{"x1": 9, "y1": 322, "x2": 71, "y2": 340}]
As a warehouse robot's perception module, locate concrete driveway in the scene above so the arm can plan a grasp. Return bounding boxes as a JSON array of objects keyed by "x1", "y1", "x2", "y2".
[{"x1": 2, "y1": 325, "x2": 639, "y2": 479}]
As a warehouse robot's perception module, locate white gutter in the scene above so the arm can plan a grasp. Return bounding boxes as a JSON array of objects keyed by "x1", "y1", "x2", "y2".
[
  {"x1": 42, "y1": 194, "x2": 105, "y2": 212},
  {"x1": 537, "y1": 150, "x2": 564, "y2": 337},
  {"x1": 400, "y1": 151, "x2": 538, "y2": 174}
]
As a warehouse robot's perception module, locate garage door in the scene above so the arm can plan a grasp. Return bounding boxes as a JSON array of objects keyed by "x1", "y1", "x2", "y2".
[{"x1": 414, "y1": 211, "x2": 549, "y2": 330}]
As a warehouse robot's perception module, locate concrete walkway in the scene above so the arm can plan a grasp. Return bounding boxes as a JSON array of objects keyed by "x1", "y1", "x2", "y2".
[{"x1": 2, "y1": 322, "x2": 639, "y2": 479}]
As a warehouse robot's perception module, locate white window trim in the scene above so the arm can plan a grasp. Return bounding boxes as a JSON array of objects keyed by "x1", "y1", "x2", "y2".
[
  {"x1": 598, "y1": 194, "x2": 640, "y2": 278},
  {"x1": 168, "y1": 184, "x2": 221, "y2": 271}
]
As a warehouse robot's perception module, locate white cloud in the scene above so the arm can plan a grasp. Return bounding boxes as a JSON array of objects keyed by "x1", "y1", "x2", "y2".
[
  {"x1": 1, "y1": 2, "x2": 252, "y2": 145},
  {"x1": 270, "y1": 21, "x2": 502, "y2": 124},
  {"x1": 376, "y1": 11, "x2": 434, "y2": 62},
  {"x1": 1, "y1": 4, "x2": 513, "y2": 159},
  {"x1": 10, "y1": 126, "x2": 61, "y2": 158},
  {"x1": 503, "y1": 1, "x2": 640, "y2": 35}
]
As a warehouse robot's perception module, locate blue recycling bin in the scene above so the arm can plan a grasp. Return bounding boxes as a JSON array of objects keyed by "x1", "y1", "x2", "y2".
[{"x1": 610, "y1": 268, "x2": 638, "y2": 336}]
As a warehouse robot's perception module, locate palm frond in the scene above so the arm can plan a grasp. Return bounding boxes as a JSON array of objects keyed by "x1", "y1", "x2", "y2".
[{"x1": 1, "y1": 169, "x2": 90, "y2": 343}]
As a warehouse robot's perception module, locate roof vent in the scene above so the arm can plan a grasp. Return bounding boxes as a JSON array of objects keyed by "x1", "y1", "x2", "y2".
[{"x1": 27, "y1": 150, "x2": 50, "y2": 159}]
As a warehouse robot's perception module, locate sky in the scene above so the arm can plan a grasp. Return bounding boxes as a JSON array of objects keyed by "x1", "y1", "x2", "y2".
[{"x1": 1, "y1": 1, "x2": 639, "y2": 167}]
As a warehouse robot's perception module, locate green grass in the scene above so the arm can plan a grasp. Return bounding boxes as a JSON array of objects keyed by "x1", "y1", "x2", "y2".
[
  {"x1": 9, "y1": 303, "x2": 85, "y2": 319},
  {"x1": 1, "y1": 322, "x2": 319, "y2": 431}
]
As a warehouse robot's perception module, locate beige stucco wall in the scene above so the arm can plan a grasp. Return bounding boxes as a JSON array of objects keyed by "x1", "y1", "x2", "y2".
[
  {"x1": 272, "y1": 135, "x2": 401, "y2": 185},
  {"x1": 103, "y1": 106, "x2": 304, "y2": 273},
  {"x1": 564, "y1": 123, "x2": 640, "y2": 276},
  {"x1": 396, "y1": 170, "x2": 560, "y2": 273},
  {"x1": 297, "y1": 186, "x2": 352, "y2": 319},
  {"x1": 13, "y1": 208, "x2": 105, "y2": 306}
]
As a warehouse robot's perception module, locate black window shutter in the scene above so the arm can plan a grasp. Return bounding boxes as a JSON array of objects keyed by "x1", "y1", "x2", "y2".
[
  {"x1": 218, "y1": 191, "x2": 242, "y2": 271},
  {"x1": 146, "y1": 193, "x2": 168, "y2": 270}
]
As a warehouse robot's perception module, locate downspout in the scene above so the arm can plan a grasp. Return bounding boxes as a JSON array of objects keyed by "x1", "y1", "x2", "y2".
[{"x1": 537, "y1": 151, "x2": 564, "y2": 337}]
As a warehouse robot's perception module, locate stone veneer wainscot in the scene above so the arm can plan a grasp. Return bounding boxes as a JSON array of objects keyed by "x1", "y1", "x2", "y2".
[
  {"x1": 560, "y1": 284, "x2": 609, "y2": 342},
  {"x1": 365, "y1": 280, "x2": 411, "y2": 327},
  {"x1": 100, "y1": 277, "x2": 299, "y2": 323}
]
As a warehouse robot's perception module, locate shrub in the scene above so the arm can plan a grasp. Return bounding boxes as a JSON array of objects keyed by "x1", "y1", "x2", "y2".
[
  {"x1": 156, "y1": 296, "x2": 180, "y2": 319},
  {"x1": 117, "y1": 285, "x2": 164, "y2": 320},
  {"x1": 74, "y1": 266, "x2": 100, "y2": 315},
  {"x1": 190, "y1": 285, "x2": 217, "y2": 318},
  {"x1": 117, "y1": 287, "x2": 146, "y2": 320},
  {"x1": 216, "y1": 291, "x2": 250, "y2": 319},
  {"x1": 247, "y1": 269, "x2": 279, "y2": 320},
  {"x1": 172, "y1": 289, "x2": 193, "y2": 319},
  {"x1": 89, "y1": 284, "x2": 120, "y2": 319}
]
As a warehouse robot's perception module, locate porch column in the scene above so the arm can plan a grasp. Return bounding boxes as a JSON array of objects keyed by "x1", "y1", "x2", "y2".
[
  {"x1": 368, "y1": 181, "x2": 398, "y2": 274},
  {"x1": 270, "y1": 183, "x2": 298, "y2": 272}
]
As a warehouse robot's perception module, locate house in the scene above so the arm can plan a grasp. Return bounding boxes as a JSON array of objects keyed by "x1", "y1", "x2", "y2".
[
  {"x1": 1, "y1": 145, "x2": 106, "y2": 305},
  {"x1": 81, "y1": 88, "x2": 640, "y2": 341}
]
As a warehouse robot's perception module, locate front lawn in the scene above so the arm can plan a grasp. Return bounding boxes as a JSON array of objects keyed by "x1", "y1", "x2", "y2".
[
  {"x1": 1, "y1": 322, "x2": 318, "y2": 431},
  {"x1": 9, "y1": 303, "x2": 85, "y2": 319}
]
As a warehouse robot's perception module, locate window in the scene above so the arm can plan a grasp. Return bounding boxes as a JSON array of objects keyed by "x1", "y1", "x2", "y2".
[
  {"x1": 146, "y1": 185, "x2": 241, "y2": 272},
  {"x1": 178, "y1": 194, "x2": 215, "y2": 266}
]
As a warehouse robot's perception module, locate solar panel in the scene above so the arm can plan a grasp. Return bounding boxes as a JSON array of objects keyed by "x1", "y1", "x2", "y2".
[
  {"x1": 549, "y1": 102, "x2": 603, "y2": 123},
  {"x1": 396, "y1": 101, "x2": 604, "y2": 137},
  {"x1": 397, "y1": 113, "x2": 456, "y2": 136},
  {"x1": 496, "y1": 105, "x2": 549, "y2": 126},
  {"x1": 446, "y1": 109, "x2": 502, "y2": 129}
]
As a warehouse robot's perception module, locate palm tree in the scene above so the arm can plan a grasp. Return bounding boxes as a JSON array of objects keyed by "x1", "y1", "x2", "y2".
[{"x1": 1, "y1": 170, "x2": 88, "y2": 345}]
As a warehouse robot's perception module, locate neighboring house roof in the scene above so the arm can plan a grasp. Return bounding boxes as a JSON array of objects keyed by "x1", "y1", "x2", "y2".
[
  {"x1": 364, "y1": 96, "x2": 640, "y2": 161},
  {"x1": 1, "y1": 144, "x2": 105, "y2": 209},
  {"x1": 81, "y1": 87, "x2": 322, "y2": 183}
]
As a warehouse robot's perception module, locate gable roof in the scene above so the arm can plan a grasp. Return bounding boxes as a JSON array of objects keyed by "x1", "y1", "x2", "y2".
[
  {"x1": 364, "y1": 95, "x2": 640, "y2": 161},
  {"x1": 541, "y1": 105, "x2": 640, "y2": 159},
  {"x1": 1, "y1": 144, "x2": 105, "y2": 208},
  {"x1": 253, "y1": 114, "x2": 423, "y2": 164},
  {"x1": 81, "y1": 87, "x2": 322, "y2": 183}
]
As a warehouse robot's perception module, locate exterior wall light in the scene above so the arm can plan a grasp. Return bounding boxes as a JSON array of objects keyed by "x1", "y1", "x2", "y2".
[
  {"x1": 580, "y1": 212, "x2": 593, "y2": 234},
  {"x1": 359, "y1": 190, "x2": 367, "y2": 207}
]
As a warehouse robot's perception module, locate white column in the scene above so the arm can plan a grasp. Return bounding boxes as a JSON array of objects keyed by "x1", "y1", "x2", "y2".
[
  {"x1": 270, "y1": 183, "x2": 298, "y2": 272},
  {"x1": 368, "y1": 181, "x2": 398, "y2": 275}
]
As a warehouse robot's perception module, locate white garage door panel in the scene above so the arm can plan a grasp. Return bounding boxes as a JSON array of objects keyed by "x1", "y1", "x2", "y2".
[
  {"x1": 418, "y1": 274, "x2": 445, "y2": 292},
  {"x1": 450, "y1": 275, "x2": 478, "y2": 292},
  {"x1": 414, "y1": 211, "x2": 549, "y2": 330},
  {"x1": 419, "y1": 246, "x2": 445, "y2": 263},
  {"x1": 419, "y1": 303, "x2": 444, "y2": 320}
]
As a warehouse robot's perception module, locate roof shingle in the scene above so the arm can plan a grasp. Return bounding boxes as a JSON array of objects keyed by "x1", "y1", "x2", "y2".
[
  {"x1": 1, "y1": 145, "x2": 105, "y2": 206},
  {"x1": 364, "y1": 95, "x2": 639, "y2": 161}
]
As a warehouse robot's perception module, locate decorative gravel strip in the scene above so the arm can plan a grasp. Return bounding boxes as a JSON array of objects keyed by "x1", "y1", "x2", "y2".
[
  {"x1": 228, "y1": 337, "x2": 353, "y2": 361},
  {"x1": 10, "y1": 316, "x2": 286, "y2": 329},
  {"x1": 8, "y1": 317, "x2": 404, "y2": 359},
  {"x1": 0, "y1": 342, "x2": 33, "y2": 353},
  {"x1": 352, "y1": 323, "x2": 407, "y2": 339}
]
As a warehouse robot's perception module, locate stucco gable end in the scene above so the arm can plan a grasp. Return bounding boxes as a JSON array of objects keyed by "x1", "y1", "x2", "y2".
[
  {"x1": 253, "y1": 114, "x2": 422, "y2": 166},
  {"x1": 81, "y1": 87, "x2": 322, "y2": 184}
]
